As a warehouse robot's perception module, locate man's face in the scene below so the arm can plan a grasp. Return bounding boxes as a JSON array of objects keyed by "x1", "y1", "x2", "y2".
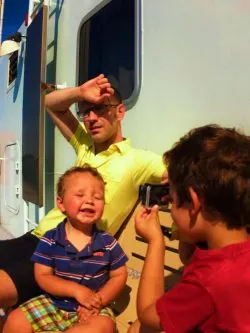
[{"x1": 78, "y1": 98, "x2": 122, "y2": 144}]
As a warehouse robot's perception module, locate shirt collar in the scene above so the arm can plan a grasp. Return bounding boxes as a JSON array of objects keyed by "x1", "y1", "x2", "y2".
[
  {"x1": 90, "y1": 225, "x2": 107, "y2": 252},
  {"x1": 54, "y1": 220, "x2": 67, "y2": 246},
  {"x1": 89, "y1": 138, "x2": 131, "y2": 155},
  {"x1": 112, "y1": 138, "x2": 131, "y2": 154},
  {"x1": 54, "y1": 220, "x2": 106, "y2": 254}
]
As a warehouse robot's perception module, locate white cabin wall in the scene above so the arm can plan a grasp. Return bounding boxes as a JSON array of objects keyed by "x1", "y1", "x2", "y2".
[{"x1": 123, "y1": 0, "x2": 250, "y2": 154}]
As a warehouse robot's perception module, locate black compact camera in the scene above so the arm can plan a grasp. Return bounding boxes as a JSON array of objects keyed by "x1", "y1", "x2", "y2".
[{"x1": 139, "y1": 183, "x2": 170, "y2": 207}]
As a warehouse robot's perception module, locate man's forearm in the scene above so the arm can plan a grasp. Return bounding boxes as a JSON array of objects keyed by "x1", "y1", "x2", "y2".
[
  {"x1": 45, "y1": 87, "x2": 82, "y2": 112},
  {"x1": 137, "y1": 237, "x2": 165, "y2": 314}
]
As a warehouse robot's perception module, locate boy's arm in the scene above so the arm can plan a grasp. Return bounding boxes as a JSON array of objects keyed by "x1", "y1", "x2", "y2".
[
  {"x1": 135, "y1": 205, "x2": 165, "y2": 330},
  {"x1": 45, "y1": 74, "x2": 114, "y2": 141},
  {"x1": 135, "y1": 206, "x2": 214, "y2": 332},
  {"x1": 137, "y1": 241, "x2": 165, "y2": 330},
  {"x1": 97, "y1": 265, "x2": 128, "y2": 306},
  {"x1": 34, "y1": 263, "x2": 94, "y2": 302}
]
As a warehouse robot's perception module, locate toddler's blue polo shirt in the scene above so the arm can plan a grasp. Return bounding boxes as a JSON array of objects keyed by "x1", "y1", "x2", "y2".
[{"x1": 31, "y1": 220, "x2": 128, "y2": 311}]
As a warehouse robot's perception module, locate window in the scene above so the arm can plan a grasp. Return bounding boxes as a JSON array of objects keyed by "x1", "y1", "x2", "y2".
[
  {"x1": 78, "y1": 0, "x2": 141, "y2": 103},
  {"x1": 8, "y1": 50, "x2": 18, "y2": 85}
]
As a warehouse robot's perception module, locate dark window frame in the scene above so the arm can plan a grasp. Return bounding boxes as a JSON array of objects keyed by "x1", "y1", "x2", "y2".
[{"x1": 77, "y1": 0, "x2": 141, "y2": 109}]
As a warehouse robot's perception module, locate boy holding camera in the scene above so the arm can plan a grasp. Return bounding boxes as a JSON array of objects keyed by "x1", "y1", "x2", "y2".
[{"x1": 131, "y1": 124, "x2": 250, "y2": 332}]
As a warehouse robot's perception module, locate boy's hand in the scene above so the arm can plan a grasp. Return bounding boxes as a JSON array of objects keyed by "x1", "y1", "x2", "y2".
[
  {"x1": 135, "y1": 205, "x2": 163, "y2": 243},
  {"x1": 78, "y1": 74, "x2": 114, "y2": 104},
  {"x1": 77, "y1": 305, "x2": 100, "y2": 323},
  {"x1": 77, "y1": 292, "x2": 102, "y2": 323},
  {"x1": 80, "y1": 292, "x2": 102, "y2": 310},
  {"x1": 74, "y1": 285, "x2": 96, "y2": 307}
]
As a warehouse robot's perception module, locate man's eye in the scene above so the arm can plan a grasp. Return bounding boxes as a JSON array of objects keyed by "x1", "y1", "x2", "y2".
[
  {"x1": 83, "y1": 109, "x2": 91, "y2": 115},
  {"x1": 95, "y1": 105, "x2": 105, "y2": 111}
]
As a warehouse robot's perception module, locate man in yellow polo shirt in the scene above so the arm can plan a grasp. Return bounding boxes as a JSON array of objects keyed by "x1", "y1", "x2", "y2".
[
  {"x1": 0, "y1": 74, "x2": 166, "y2": 318},
  {"x1": 34, "y1": 74, "x2": 165, "y2": 237}
]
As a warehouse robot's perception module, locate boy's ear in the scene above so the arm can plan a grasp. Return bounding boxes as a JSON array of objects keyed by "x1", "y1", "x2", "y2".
[
  {"x1": 116, "y1": 103, "x2": 126, "y2": 121},
  {"x1": 56, "y1": 196, "x2": 65, "y2": 213},
  {"x1": 188, "y1": 187, "x2": 201, "y2": 216}
]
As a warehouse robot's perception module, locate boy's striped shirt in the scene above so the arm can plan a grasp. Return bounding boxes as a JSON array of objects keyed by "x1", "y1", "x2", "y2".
[{"x1": 31, "y1": 221, "x2": 128, "y2": 311}]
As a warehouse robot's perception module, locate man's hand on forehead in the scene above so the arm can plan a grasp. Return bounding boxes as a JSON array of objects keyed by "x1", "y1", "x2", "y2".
[
  {"x1": 96, "y1": 75, "x2": 114, "y2": 97},
  {"x1": 78, "y1": 74, "x2": 114, "y2": 105}
]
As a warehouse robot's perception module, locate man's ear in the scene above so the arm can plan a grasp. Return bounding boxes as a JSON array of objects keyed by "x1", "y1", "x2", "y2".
[
  {"x1": 56, "y1": 196, "x2": 65, "y2": 213},
  {"x1": 116, "y1": 103, "x2": 126, "y2": 121}
]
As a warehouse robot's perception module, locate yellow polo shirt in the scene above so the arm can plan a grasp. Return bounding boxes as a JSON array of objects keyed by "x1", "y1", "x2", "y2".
[{"x1": 32, "y1": 124, "x2": 166, "y2": 238}]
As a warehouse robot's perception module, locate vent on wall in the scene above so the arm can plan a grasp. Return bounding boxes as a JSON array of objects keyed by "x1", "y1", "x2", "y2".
[{"x1": 8, "y1": 50, "x2": 18, "y2": 85}]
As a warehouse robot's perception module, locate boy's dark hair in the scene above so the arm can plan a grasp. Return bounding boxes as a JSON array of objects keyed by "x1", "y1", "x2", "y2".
[
  {"x1": 57, "y1": 164, "x2": 104, "y2": 198},
  {"x1": 164, "y1": 124, "x2": 250, "y2": 229}
]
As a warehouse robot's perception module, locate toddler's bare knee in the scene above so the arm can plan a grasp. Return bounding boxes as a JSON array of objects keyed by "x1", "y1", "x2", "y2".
[
  {"x1": 101, "y1": 317, "x2": 116, "y2": 333},
  {"x1": 87, "y1": 316, "x2": 116, "y2": 333}
]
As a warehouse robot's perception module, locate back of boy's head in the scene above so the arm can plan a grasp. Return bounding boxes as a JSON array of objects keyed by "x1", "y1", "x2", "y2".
[
  {"x1": 57, "y1": 165, "x2": 104, "y2": 198},
  {"x1": 164, "y1": 124, "x2": 250, "y2": 229}
]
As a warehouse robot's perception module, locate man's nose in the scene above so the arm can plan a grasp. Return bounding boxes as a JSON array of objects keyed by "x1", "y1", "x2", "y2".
[{"x1": 88, "y1": 110, "x2": 98, "y2": 121}]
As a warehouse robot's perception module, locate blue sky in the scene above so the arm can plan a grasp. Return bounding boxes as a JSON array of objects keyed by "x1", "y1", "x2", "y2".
[{"x1": 2, "y1": 0, "x2": 29, "y2": 41}]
